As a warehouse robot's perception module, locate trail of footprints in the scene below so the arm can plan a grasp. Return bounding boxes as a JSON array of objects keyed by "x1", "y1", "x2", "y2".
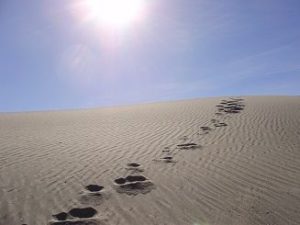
[{"x1": 48, "y1": 98, "x2": 245, "y2": 225}]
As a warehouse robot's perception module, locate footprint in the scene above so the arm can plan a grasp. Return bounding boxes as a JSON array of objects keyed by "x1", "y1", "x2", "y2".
[
  {"x1": 162, "y1": 156, "x2": 176, "y2": 163},
  {"x1": 154, "y1": 156, "x2": 176, "y2": 163},
  {"x1": 177, "y1": 143, "x2": 201, "y2": 150},
  {"x1": 200, "y1": 126, "x2": 211, "y2": 131},
  {"x1": 80, "y1": 185, "x2": 108, "y2": 205},
  {"x1": 214, "y1": 122, "x2": 227, "y2": 127},
  {"x1": 162, "y1": 156, "x2": 173, "y2": 161},
  {"x1": 113, "y1": 175, "x2": 154, "y2": 195},
  {"x1": 50, "y1": 207, "x2": 101, "y2": 225},
  {"x1": 199, "y1": 126, "x2": 211, "y2": 135},
  {"x1": 126, "y1": 163, "x2": 144, "y2": 172},
  {"x1": 85, "y1": 185, "x2": 104, "y2": 194}
]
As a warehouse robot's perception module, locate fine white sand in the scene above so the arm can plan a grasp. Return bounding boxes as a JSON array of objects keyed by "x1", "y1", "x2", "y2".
[{"x1": 0, "y1": 96, "x2": 299, "y2": 225}]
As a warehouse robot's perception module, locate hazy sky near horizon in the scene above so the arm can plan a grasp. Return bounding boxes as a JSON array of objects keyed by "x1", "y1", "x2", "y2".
[{"x1": 0, "y1": 0, "x2": 299, "y2": 112}]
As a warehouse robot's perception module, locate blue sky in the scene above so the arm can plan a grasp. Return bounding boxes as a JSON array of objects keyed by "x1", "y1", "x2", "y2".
[{"x1": 0, "y1": 0, "x2": 299, "y2": 112}]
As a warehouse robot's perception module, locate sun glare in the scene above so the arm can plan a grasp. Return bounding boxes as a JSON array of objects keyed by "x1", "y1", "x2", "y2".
[{"x1": 84, "y1": 0, "x2": 146, "y2": 28}]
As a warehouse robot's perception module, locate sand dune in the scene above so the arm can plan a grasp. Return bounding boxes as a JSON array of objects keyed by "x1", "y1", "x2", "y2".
[{"x1": 0, "y1": 96, "x2": 299, "y2": 225}]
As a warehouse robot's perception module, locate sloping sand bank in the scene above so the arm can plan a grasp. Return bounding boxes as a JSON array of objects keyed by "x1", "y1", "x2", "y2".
[{"x1": 0, "y1": 96, "x2": 299, "y2": 225}]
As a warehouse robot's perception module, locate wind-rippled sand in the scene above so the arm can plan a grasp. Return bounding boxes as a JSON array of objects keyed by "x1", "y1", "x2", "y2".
[{"x1": 0, "y1": 96, "x2": 299, "y2": 225}]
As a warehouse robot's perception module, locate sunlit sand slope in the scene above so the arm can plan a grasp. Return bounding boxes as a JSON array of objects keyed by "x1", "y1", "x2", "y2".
[{"x1": 0, "y1": 96, "x2": 299, "y2": 225}]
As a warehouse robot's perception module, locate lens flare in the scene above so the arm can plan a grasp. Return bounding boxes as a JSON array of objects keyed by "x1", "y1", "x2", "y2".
[{"x1": 83, "y1": 0, "x2": 146, "y2": 28}]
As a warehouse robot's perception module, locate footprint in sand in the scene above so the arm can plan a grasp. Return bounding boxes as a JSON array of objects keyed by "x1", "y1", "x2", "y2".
[
  {"x1": 80, "y1": 185, "x2": 109, "y2": 205},
  {"x1": 125, "y1": 162, "x2": 144, "y2": 172},
  {"x1": 113, "y1": 175, "x2": 155, "y2": 195},
  {"x1": 154, "y1": 156, "x2": 176, "y2": 164},
  {"x1": 176, "y1": 143, "x2": 201, "y2": 150},
  {"x1": 214, "y1": 122, "x2": 227, "y2": 127},
  {"x1": 50, "y1": 207, "x2": 102, "y2": 225},
  {"x1": 198, "y1": 126, "x2": 211, "y2": 135}
]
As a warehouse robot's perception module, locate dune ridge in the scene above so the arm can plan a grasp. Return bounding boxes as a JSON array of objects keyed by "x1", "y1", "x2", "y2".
[{"x1": 0, "y1": 96, "x2": 299, "y2": 225}]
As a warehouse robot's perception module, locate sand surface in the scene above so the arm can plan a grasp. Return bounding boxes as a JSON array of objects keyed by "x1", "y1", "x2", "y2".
[{"x1": 0, "y1": 96, "x2": 300, "y2": 225}]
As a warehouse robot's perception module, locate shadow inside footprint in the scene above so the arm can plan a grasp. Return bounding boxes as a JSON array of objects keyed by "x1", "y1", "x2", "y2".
[
  {"x1": 85, "y1": 185, "x2": 104, "y2": 193},
  {"x1": 68, "y1": 207, "x2": 97, "y2": 218},
  {"x1": 53, "y1": 212, "x2": 68, "y2": 221},
  {"x1": 114, "y1": 177, "x2": 126, "y2": 185}
]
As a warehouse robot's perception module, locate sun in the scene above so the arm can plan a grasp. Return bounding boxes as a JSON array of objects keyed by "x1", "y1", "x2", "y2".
[{"x1": 83, "y1": 0, "x2": 146, "y2": 28}]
